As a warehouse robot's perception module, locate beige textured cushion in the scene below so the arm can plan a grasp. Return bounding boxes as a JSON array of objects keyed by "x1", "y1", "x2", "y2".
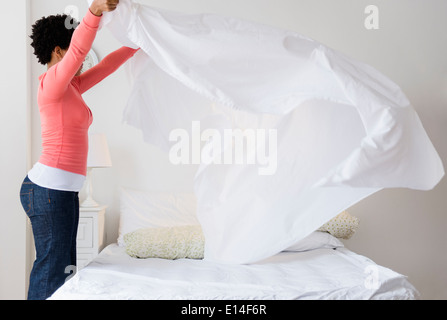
[
  {"x1": 124, "y1": 225, "x2": 205, "y2": 259},
  {"x1": 318, "y1": 211, "x2": 359, "y2": 239}
]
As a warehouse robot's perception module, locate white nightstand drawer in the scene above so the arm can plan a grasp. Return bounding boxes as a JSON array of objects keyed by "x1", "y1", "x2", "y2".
[{"x1": 77, "y1": 217, "x2": 93, "y2": 248}]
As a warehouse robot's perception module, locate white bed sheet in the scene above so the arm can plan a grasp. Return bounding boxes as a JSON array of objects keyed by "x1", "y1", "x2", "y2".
[
  {"x1": 50, "y1": 244, "x2": 419, "y2": 300},
  {"x1": 87, "y1": 0, "x2": 444, "y2": 264}
]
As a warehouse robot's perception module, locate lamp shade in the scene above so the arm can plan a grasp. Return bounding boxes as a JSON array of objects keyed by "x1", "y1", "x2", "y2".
[{"x1": 87, "y1": 133, "x2": 112, "y2": 168}]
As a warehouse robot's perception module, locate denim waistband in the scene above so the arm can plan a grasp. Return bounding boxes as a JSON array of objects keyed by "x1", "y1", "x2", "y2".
[{"x1": 22, "y1": 175, "x2": 79, "y2": 194}]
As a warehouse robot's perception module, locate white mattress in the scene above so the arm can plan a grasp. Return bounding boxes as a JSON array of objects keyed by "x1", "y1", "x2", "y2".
[{"x1": 50, "y1": 244, "x2": 419, "y2": 300}]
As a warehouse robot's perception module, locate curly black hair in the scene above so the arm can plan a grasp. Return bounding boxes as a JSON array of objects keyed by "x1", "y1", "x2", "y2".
[{"x1": 30, "y1": 14, "x2": 79, "y2": 65}]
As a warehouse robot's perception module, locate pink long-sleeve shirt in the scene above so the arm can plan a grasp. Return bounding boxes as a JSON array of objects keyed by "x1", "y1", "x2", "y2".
[{"x1": 37, "y1": 10, "x2": 138, "y2": 176}]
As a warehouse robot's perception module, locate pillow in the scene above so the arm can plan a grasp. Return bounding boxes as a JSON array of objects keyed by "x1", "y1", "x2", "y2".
[
  {"x1": 124, "y1": 225, "x2": 342, "y2": 260},
  {"x1": 318, "y1": 210, "x2": 359, "y2": 239},
  {"x1": 118, "y1": 188, "x2": 198, "y2": 246},
  {"x1": 124, "y1": 225, "x2": 205, "y2": 259},
  {"x1": 284, "y1": 231, "x2": 344, "y2": 252}
]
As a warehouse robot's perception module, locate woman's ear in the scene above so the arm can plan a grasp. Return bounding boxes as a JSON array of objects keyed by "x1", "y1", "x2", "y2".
[{"x1": 53, "y1": 46, "x2": 66, "y2": 60}]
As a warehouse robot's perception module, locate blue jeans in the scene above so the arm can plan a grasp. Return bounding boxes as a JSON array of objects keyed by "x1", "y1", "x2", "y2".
[{"x1": 19, "y1": 176, "x2": 79, "y2": 300}]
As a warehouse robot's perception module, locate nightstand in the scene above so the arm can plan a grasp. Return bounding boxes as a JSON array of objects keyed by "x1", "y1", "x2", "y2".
[{"x1": 77, "y1": 205, "x2": 106, "y2": 269}]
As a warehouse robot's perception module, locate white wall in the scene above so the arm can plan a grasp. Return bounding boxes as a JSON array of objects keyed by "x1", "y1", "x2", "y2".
[
  {"x1": 0, "y1": 0, "x2": 31, "y2": 300},
  {"x1": 26, "y1": 0, "x2": 447, "y2": 299}
]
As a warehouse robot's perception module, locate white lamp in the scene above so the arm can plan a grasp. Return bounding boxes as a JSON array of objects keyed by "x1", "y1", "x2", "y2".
[{"x1": 81, "y1": 133, "x2": 112, "y2": 208}]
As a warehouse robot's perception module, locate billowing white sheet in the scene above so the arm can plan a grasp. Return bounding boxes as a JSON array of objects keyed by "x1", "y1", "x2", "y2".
[
  {"x1": 50, "y1": 244, "x2": 419, "y2": 300},
  {"x1": 86, "y1": 0, "x2": 444, "y2": 263}
]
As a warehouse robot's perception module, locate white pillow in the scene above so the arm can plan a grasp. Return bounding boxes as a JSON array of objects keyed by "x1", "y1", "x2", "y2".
[
  {"x1": 118, "y1": 188, "x2": 346, "y2": 252},
  {"x1": 123, "y1": 226, "x2": 342, "y2": 259},
  {"x1": 118, "y1": 188, "x2": 199, "y2": 246},
  {"x1": 284, "y1": 231, "x2": 344, "y2": 252}
]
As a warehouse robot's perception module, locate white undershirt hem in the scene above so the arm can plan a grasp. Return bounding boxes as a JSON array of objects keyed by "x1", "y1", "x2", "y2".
[{"x1": 28, "y1": 162, "x2": 86, "y2": 192}]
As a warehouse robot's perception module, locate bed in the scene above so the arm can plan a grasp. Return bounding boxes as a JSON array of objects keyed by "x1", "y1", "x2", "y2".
[{"x1": 49, "y1": 188, "x2": 419, "y2": 300}]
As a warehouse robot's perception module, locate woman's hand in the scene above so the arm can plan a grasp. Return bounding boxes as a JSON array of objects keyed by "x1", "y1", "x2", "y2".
[{"x1": 90, "y1": 0, "x2": 120, "y2": 16}]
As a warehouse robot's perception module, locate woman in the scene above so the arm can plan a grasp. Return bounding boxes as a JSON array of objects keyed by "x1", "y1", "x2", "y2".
[{"x1": 20, "y1": 0, "x2": 139, "y2": 299}]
